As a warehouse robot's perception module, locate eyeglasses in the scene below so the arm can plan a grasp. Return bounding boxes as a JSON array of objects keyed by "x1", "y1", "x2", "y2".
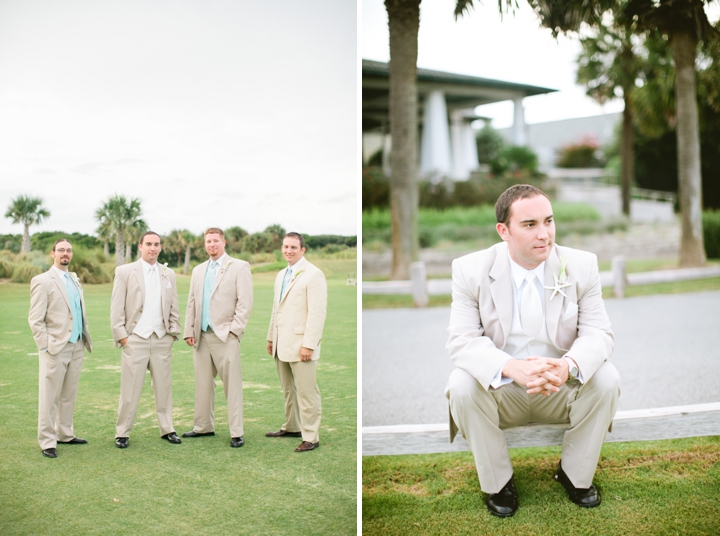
[{"x1": 55, "y1": 248, "x2": 73, "y2": 254}]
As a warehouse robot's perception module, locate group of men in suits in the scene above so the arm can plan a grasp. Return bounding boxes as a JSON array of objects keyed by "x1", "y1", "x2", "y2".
[
  {"x1": 446, "y1": 184, "x2": 620, "y2": 516},
  {"x1": 28, "y1": 229, "x2": 327, "y2": 458}
]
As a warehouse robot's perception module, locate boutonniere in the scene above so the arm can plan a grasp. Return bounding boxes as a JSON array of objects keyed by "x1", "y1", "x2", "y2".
[
  {"x1": 69, "y1": 272, "x2": 83, "y2": 291},
  {"x1": 543, "y1": 255, "x2": 572, "y2": 300},
  {"x1": 161, "y1": 263, "x2": 170, "y2": 278},
  {"x1": 291, "y1": 269, "x2": 304, "y2": 282},
  {"x1": 220, "y1": 260, "x2": 233, "y2": 274}
]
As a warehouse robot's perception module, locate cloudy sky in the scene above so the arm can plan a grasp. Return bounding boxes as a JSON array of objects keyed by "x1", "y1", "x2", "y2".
[
  {"x1": 0, "y1": 0, "x2": 357, "y2": 238},
  {"x1": 363, "y1": 0, "x2": 720, "y2": 128}
]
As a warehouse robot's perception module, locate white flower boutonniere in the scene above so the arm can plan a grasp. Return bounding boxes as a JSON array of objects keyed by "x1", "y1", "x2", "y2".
[
  {"x1": 69, "y1": 272, "x2": 83, "y2": 292},
  {"x1": 161, "y1": 262, "x2": 170, "y2": 278},
  {"x1": 543, "y1": 255, "x2": 572, "y2": 300},
  {"x1": 220, "y1": 260, "x2": 233, "y2": 274},
  {"x1": 291, "y1": 269, "x2": 304, "y2": 283}
]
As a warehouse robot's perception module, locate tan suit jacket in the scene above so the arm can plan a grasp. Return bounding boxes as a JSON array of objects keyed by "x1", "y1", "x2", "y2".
[
  {"x1": 184, "y1": 256, "x2": 253, "y2": 345},
  {"x1": 267, "y1": 260, "x2": 327, "y2": 362},
  {"x1": 447, "y1": 241, "x2": 613, "y2": 393},
  {"x1": 29, "y1": 269, "x2": 93, "y2": 355},
  {"x1": 110, "y1": 260, "x2": 181, "y2": 345}
]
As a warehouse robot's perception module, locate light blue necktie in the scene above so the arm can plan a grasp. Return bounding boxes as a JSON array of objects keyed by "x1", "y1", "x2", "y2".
[
  {"x1": 201, "y1": 261, "x2": 218, "y2": 331},
  {"x1": 280, "y1": 268, "x2": 292, "y2": 301},
  {"x1": 64, "y1": 273, "x2": 83, "y2": 343}
]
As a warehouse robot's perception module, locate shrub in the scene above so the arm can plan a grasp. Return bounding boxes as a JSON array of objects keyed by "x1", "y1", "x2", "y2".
[
  {"x1": 362, "y1": 166, "x2": 390, "y2": 210},
  {"x1": 69, "y1": 247, "x2": 113, "y2": 284},
  {"x1": 0, "y1": 259, "x2": 13, "y2": 278},
  {"x1": 703, "y1": 210, "x2": 720, "y2": 259},
  {"x1": 11, "y1": 262, "x2": 43, "y2": 283},
  {"x1": 556, "y1": 135, "x2": 605, "y2": 168}
]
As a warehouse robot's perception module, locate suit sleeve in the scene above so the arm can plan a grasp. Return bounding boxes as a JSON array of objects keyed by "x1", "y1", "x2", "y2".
[
  {"x1": 267, "y1": 273, "x2": 280, "y2": 342},
  {"x1": 28, "y1": 276, "x2": 49, "y2": 351},
  {"x1": 301, "y1": 269, "x2": 327, "y2": 350},
  {"x1": 230, "y1": 262, "x2": 253, "y2": 340},
  {"x1": 184, "y1": 271, "x2": 197, "y2": 339},
  {"x1": 110, "y1": 267, "x2": 129, "y2": 343},
  {"x1": 564, "y1": 254, "x2": 614, "y2": 381},
  {"x1": 168, "y1": 272, "x2": 181, "y2": 336},
  {"x1": 446, "y1": 259, "x2": 513, "y2": 391}
]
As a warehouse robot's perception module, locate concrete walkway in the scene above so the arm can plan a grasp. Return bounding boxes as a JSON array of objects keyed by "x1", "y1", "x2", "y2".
[{"x1": 362, "y1": 290, "x2": 720, "y2": 429}]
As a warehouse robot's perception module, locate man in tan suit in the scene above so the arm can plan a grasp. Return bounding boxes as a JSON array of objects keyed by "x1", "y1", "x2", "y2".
[
  {"x1": 446, "y1": 185, "x2": 620, "y2": 517},
  {"x1": 183, "y1": 227, "x2": 253, "y2": 448},
  {"x1": 266, "y1": 232, "x2": 327, "y2": 452},
  {"x1": 111, "y1": 231, "x2": 182, "y2": 448},
  {"x1": 29, "y1": 239, "x2": 93, "y2": 458}
]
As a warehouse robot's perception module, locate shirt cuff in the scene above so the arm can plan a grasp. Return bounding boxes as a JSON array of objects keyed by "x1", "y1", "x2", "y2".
[{"x1": 490, "y1": 357, "x2": 514, "y2": 389}]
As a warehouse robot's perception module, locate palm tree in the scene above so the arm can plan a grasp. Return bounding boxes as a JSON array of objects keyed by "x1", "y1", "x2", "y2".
[
  {"x1": 95, "y1": 195, "x2": 144, "y2": 266},
  {"x1": 95, "y1": 218, "x2": 113, "y2": 257},
  {"x1": 165, "y1": 229, "x2": 198, "y2": 274},
  {"x1": 576, "y1": 17, "x2": 643, "y2": 217},
  {"x1": 264, "y1": 224, "x2": 287, "y2": 250},
  {"x1": 124, "y1": 218, "x2": 148, "y2": 262},
  {"x1": 224, "y1": 226, "x2": 248, "y2": 255},
  {"x1": 4, "y1": 195, "x2": 50, "y2": 253}
]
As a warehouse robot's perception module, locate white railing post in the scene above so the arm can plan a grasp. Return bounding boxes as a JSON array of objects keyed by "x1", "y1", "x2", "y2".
[
  {"x1": 410, "y1": 262, "x2": 429, "y2": 307},
  {"x1": 612, "y1": 255, "x2": 626, "y2": 298}
]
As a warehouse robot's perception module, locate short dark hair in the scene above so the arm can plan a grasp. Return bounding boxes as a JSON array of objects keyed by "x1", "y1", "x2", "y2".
[
  {"x1": 495, "y1": 184, "x2": 549, "y2": 225},
  {"x1": 204, "y1": 227, "x2": 225, "y2": 239},
  {"x1": 138, "y1": 231, "x2": 161, "y2": 244},
  {"x1": 283, "y1": 232, "x2": 305, "y2": 249},
  {"x1": 52, "y1": 239, "x2": 72, "y2": 251}
]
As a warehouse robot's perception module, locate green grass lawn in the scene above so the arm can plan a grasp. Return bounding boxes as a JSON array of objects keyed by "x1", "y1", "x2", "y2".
[
  {"x1": 363, "y1": 436, "x2": 720, "y2": 535},
  {"x1": 0, "y1": 258, "x2": 357, "y2": 534}
]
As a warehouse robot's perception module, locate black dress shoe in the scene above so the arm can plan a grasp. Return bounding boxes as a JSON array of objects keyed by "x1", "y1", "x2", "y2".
[
  {"x1": 161, "y1": 432, "x2": 182, "y2": 444},
  {"x1": 181, "y1": 430, "x2": 215, "y2": 438},
  {"x1": 115, "y1": 437, "x2": 129, "y2": 449},
  {"x1": 265, "y1": 429, "x2": 303, "y2": 438},
  {"x1": 57, "y1": 437, "x2": 87, "y2": 444},
  {"x1": 230, "y1": 437, "x2": 244, "y2": 448},
  {"x1": 554, "y1": 463, "x2": 601, "y2": 508},
  {"x1": 42, "y1": 448, "x2": 57, "y2": 458},
  {"x1": 486, "y1": 476, "x2": 518, "y2": 517}
]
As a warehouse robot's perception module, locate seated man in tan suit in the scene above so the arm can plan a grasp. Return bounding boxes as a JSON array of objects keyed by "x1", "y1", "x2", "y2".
[
  {"x1": 111, "y1": 231, "x2": 182, "y2": 448},
  {"x1": 446, "y1": 185, "x2": 620, "y2": 517},
  {"x1": 266, "y1": 232, "x2": 327, "y2": 452},
  {"x1": 29, "y1": 239, "x2": 93, "y2": 458},
  {"x1": 183, "y1": 227, "x2": 253, "y2": 448}
]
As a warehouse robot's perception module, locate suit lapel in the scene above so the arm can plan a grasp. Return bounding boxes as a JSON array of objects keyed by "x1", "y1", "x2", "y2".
[
  {"x1": 488, "y1": 248, "x2": 513, "y2": 347},
  {"x1": 132, "y1": 260, "x2": 145, "y2": 301},
  {"x1": 211, "y1": 258, "x2": 228, "y2": 297},
  {"x1": 544, "y1": 246, "x2": 564, "y2": 345},
  {"x1": 50, "y1": 269, "x2": 72, "y2": 311}
]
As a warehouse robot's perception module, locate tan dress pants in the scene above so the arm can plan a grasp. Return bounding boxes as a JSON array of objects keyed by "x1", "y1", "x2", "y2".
[
  {"x1": 38, "y1": 339, "x2": 84, "y2": 450},
  {"x1": 275, "y1": 357, "x2": 322, "y2": 443},
  {"x1": 115, "y1": 333, "x2": 175, "y2": 438},
  {"x1": 446, "y1": 361, "x2": 619, "y2": 493},
  {"x1": 191, "y1": 330, "x2": 244, "y2": 438}
]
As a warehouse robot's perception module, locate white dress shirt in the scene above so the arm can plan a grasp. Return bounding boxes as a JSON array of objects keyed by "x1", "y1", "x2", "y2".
[{"x1": 134, "y1": 260, "x2": 166, "y2": 339}]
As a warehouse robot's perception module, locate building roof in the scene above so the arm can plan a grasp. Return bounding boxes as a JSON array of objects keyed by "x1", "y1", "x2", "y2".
[{"x1": 363, "y1": 59, "x2": 557, "y2": 132}]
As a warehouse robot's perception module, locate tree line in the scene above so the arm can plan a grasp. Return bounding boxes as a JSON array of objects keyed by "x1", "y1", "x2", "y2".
[{"x1": 3, "y1": 194, "x2": 356, "y2": 274}]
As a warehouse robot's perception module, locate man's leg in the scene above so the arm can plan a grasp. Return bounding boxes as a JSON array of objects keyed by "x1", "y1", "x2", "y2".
[
  {"x1": 38, "y1": 343, "x2": 72, "y2": 450},
  {"x1": 288, "y1": 360, "x2": 321, "y2": 444},
  {"x1": 116, "y1": 335, "x2": 151, "y2": 438},
  {"x1": 191, "y1": 332, "x2": 217, "y2": 434},
  {"x1": 275, "y1": 357, "x2": 302, "y2": 433},
  {"x1": 147, "y1": 334, "x2": 175, "y2": 436},
  {"x1": 561, "y1": 362, "x2": 620, "y2": 488},
  {"x1": 206, "y1": 332, "x2": 243, "y2": 438},
  {"x1": 56, "y1": 340, "x2": 85, "y2": 442},
  {"x1": 446, "y1": 368, "x2": 531, "y2": 493}
]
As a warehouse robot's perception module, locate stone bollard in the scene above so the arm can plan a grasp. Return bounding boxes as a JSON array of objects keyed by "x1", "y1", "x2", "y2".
[
  {"x1": 612, "y1": 255, "x2": 626, "y2": 298},
  {"x1": 410, "y1": 261, "x2": 429, "y2": 307}
]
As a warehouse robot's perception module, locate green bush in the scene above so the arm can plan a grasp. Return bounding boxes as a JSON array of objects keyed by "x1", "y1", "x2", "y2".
[
  {"x1": 362, "y1": 166, "x2": 389, "y2": 210},
  {"x1": 556, "y1": 136, "x2": 605, "y2": 168},
  {"x1": 11, "y1": 262, "x2": 43, "y2": 283},
  {"x1": 703, "y1": 210, "x2": 720, "y2": 258},
  {"x1": 0, "y1": 259, "x2": 13, "y2": 278},
  {"x1": 69, "y1": 247, "x2": 113, "y2": 284}
]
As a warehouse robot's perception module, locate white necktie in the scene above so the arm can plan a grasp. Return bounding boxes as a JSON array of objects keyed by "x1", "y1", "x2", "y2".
[{"x1": 521, "y1": 272, "x2": 543, "y2": 337}]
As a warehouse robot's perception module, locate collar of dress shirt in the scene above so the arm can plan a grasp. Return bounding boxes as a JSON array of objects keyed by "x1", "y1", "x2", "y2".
[
  {"x1": 140, "y1": 258, "x2": 159, "y2": 274},
  {"x1": 508, "y1": 251, "x2": 545, "y2": 290},
  {"x1": 286, "y1": 255, "x2": 307, "y2": 276},
  {"x1": 52, "y1": 265, "x2": 70, "y2": 279},
  {"x1": 210, "y1": 253, "x2": 228, "y2": 268}
]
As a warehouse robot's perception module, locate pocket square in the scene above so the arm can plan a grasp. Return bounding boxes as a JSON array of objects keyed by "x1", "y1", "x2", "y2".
[
  {"x1": 166, "y1": 282, "x2": 172, "y2": 288},
  {"x1": 562, "y1": 302, "x2": 578, "y2": 321}
]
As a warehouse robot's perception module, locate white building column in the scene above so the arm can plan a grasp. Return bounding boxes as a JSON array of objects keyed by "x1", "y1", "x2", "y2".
[
  {"x1": 462, "y1": 120, "x2": 479, "y2": 175},
  {"x1": 449, "y1": 109, "x2": 480, "y2": 180},
  {"x1": 420, "y1": 90, "x2": 452, "y2": 180},
  {"x1": 512, "y1": 96, "x2": 526, "y2": 146}
]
